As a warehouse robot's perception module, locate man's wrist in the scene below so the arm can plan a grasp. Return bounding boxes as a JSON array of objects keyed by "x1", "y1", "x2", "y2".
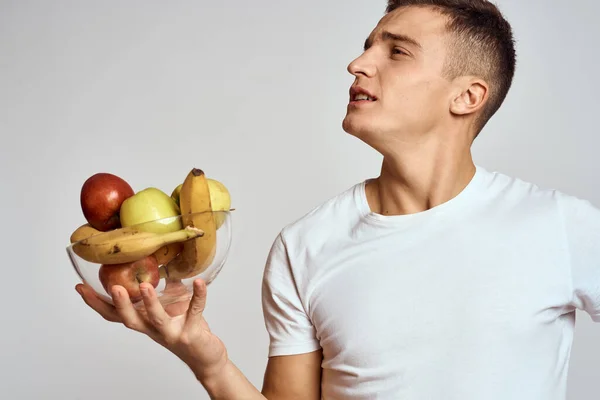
[
  {"x1": 195, "y1": 356, "x2": 229, "y2": 387},
  {"x1": 197, "y1": 358, "x2": 266, "y2": 400}
]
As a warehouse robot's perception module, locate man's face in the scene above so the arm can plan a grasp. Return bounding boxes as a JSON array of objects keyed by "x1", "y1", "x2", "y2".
[{"x1": 342, "y1": 7, "x2": 455, "y2": 150}]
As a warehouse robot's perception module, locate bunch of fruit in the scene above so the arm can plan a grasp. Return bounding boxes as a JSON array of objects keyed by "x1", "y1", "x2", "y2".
[{"x1": 69, "y1": 168, "x2": 231, "y2": 302}]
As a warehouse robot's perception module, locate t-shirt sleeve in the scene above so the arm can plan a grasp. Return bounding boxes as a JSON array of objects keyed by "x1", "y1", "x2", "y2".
[
  {"x1": 561, "y1": 193, "x2": 600, "y2": 322},
  {"x1": 261, "y1": 233, "x2": 321, "y2": 357}
]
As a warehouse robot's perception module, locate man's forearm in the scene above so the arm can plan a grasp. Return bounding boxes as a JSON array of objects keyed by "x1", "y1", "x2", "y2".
[{"x1": 199, "y1": 358, "x2": 267, "y2": 400}]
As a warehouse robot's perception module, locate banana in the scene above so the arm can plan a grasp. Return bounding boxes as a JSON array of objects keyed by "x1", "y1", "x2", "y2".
[
  {"x1": 70, "y1": 223, "x2": 144, "y2": 245},
  {"x1": 72, "y1": 226, "x2": 204, "y2": 265},
  {"x1": 153, "y1": 242, "x2": 184, "y2": 265},
  {"x1": 159, "y1": 265, "x2": 168, "y2": 279},
  {"x1": 171, "y1": 178, "x2": 231, "y2": 229},
  {"x1": 164, "y1": 168, "x2": 217, "y2": 279},
  {"x1": 70, "y1": 223, "x2": 102, "y2": 244},
  {"x1": 70, "y1": 223, "x2": 148, "y2": 245}
]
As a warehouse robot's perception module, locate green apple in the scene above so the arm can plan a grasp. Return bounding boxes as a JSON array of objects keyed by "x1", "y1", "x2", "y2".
[
  {"x1": 170, "y1": 184, "x2": 182, "y2": 207},
  {"x1": 120, "y1": 187, "x2": 182, "y2": 233},
  {"x1": 206, "y1": 179, "x2": 231, "y2": 229}
]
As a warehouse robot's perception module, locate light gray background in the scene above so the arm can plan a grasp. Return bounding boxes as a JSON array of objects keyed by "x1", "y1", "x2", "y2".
[{"x1": 1, "y1": 0, "x2": 598, "y2": 398}]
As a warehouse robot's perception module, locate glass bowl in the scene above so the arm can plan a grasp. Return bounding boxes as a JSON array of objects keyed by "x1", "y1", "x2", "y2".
[{"x1": 66, "y1": 210, "x2": 232, "y2": 309}]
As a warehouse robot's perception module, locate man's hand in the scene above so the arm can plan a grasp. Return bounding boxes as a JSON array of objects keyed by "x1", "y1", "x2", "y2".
[
  {"x1": 76, "y1": 278, "x2": 229, "y2": 383},
  {"x1": 76, "y1": 278, "x2": 320, "y2": 399}
]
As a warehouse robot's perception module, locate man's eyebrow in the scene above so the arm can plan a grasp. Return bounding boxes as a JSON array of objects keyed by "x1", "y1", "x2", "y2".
[{"x1": 363, "y1": 30, "x2": 423, "y2": 51}]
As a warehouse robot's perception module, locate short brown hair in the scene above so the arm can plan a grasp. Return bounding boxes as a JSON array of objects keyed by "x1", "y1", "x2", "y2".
[{"x1": 386, "y1": 0, "x2": 516, "y2": 136}]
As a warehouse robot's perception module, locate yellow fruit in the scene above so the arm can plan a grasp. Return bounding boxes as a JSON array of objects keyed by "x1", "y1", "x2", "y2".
[
  {"x1": 170, "y1": 184, "x2": 182, "y2": 206},
  {"x1": 70, "y1": 223, "x2": 102, "y2": 244},
  {"x1": 120, "y1": 187, "x2": 182, "y2": 234},
  {"x1": 153, "y1": 242, "x2": 183, "y2": 265},
  {"x1": 164, "y1": 168, "x2": 217, "y2": 279},
  {"x1": 171, "y1": 178, "x2": 231, "y2": 229},
  {"x1": 72, "y1": 226, "x2": 204, "y2": 265},
  {"x1": 207, "y1": 179, "x2": 230, "y2": 209},
  {"x1": 207, "y1": 179, "x2": 230, "y2": 228}
]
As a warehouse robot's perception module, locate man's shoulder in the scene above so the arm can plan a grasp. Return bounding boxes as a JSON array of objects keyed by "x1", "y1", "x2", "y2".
[
  {"x1": 277, "y1": 180, "x2": 365, "y2": 244},
  {"x1": 480, "y1": 165, "x2": 598, "y2": 214},
  {"x1": 482, "y1": 166, "x2": 561, "y2": 202}
]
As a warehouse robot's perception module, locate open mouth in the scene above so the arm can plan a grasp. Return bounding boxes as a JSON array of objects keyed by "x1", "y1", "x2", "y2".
[
  {"x1": 353, "y1": 94, "x2": 376, "y2": 101},
  {"x1": 350, "y1": 87, "x2": 377, "y2": 104}
]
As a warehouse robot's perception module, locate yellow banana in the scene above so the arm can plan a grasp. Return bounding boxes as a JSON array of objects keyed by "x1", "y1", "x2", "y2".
[
  {"x1": 164, "y1": 168, "x2": 217, "y2": 279},
  {"x1": 72, "y1": 226, "x2": 204, "y2": 265},
  {"x1": 153, "y1": 242, "x2": 184, "y2": 265},
  {"x1": 170, "y1": 178, "x2": 231, "y2": 229},
  {"x1": 70, "y1": 223, "x2": 102, "y2": 244},
  {"x1": 70, "y1": 223, "x2": 144, "y2": 245}
]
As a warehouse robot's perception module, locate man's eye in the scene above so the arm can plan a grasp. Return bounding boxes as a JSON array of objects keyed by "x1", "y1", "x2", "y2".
[{"x1": 392, "y1": 48, "x2": 406, "y2": 56}]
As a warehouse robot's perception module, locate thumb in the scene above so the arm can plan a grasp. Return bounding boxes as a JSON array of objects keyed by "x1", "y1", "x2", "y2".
[{"x1": 186, "y1": 279, "x2": 208, "y2": 321}]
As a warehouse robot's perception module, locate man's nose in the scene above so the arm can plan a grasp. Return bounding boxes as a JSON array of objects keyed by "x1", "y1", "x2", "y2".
[{"x1": 347, "y1": 51, "x2": 376, "y2": 77}]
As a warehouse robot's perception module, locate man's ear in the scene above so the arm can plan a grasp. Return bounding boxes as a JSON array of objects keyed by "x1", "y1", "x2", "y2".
[{"x1": 449, "y1": 77, "x2": 489, "y2": 116}]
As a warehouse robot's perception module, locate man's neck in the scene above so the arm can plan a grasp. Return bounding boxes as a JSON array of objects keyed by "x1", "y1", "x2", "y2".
[{"x1": 365, "y1": 137, "x2": 476, "y2": 216}]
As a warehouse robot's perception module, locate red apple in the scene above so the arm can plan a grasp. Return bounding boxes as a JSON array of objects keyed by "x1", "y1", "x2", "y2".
[
  {"x1": 98, "y1": 255, "x2": 160, "y2": 302},
  {"x1": 80, "y1": 172, "x2": 135, "y2": 231}
]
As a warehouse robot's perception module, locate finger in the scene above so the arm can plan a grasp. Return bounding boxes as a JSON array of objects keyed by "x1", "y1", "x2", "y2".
[
  {"x1": 111, "y1": 285, "x2": 155, "y2": 334},
  {"x1": 184, "y1": 279, "x2": 208, "y2": 329},
  {"x1": 76, "y1": 284, "x2": 122, "y2": 323},
  {"x1": 139, "y1": 282, "x2": 173, "y2": 336}
]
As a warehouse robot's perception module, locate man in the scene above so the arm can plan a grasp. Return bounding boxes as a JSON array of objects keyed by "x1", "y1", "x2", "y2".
[{"x1": 76, "y1": 1, "x2": 600, "y2": 399}]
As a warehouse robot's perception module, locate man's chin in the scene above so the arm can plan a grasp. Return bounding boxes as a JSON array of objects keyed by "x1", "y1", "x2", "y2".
[
  {"x1": 342, "y1": 115, "x2": 358, "y2": 135},
  {"x1": 342, "y1": 116, "x2": 386, "y2": 151},
  {"x1": 342, "y1": 116, "x2": 370, "y2": 138}
]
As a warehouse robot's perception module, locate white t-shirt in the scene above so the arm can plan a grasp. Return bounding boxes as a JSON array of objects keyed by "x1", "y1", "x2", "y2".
[{"x1": 261, "y1": 164, "x2": 600, "y2": 400}]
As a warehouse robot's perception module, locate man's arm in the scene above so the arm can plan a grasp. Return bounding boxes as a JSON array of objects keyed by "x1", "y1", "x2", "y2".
[
  {"x1": 256, "y1": 232, "x2": 323, "y2": 399},
  {"x1": 77, "y1": 279, "x2": 322, "y2": 400},
  {"x1": 262, "y1": 350, "x2": 323, "y2": 399},
  {"x1": 560, "y1": 193, "x2": 600, "y2": 321},
  {"x1": 200, "y1": 350, "x2": 322, "y2": 400}
]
